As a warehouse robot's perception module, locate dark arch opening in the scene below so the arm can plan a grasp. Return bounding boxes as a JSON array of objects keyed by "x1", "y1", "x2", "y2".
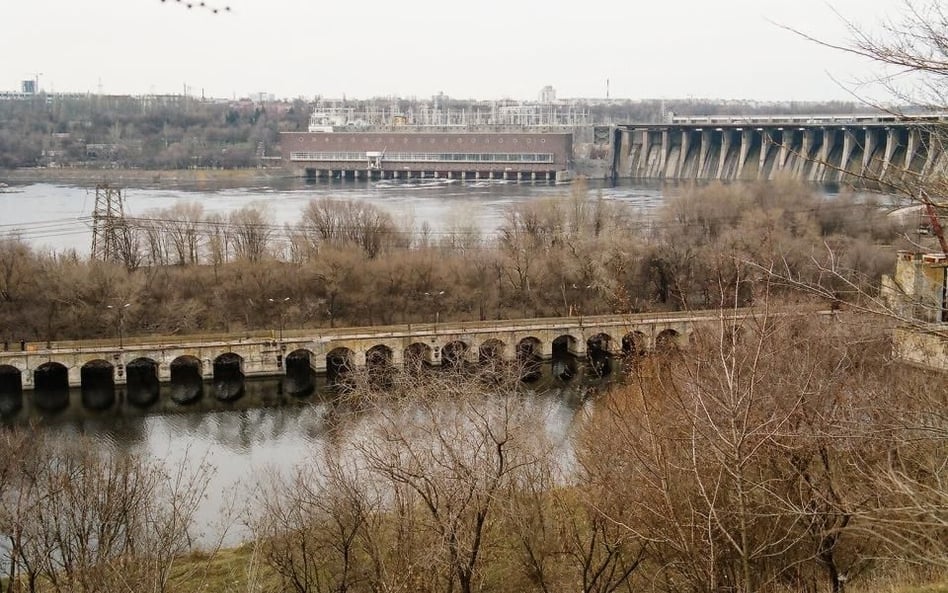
[
  {"x1": 478, "y1": 339, "x2": 507, "y2": 380},
  {"x1": 33, "y1": 361, "x2": 70, "y2": 412},
  {"x1": 442, "y1": 341, "x2": 469, "y2": 371},
  {"x1": 621, "y1": 331, "x2": 648, "y2": 358},
  {"x1": 517, "y1": 337, "x2": 542, "y2": 382},
  {"x1": 126, "y1": 357, "x2": 159, "y2": 408},
  {"x1": 656, "y1": 329, "x2": 681, "y2": 354},
  {"x1": 284, "y1": 349, "x2": 315, "y2": 397},
  {"x1": 0, "y1": 364, "x2": 23, "y2": 417},
  {"x1": 366, "y1": 344, "x2": 395, "y2": 387},
  {"x1": 80, "y1": 359, "x2": 115, "y2": 411},
  {"x1": 479, "y1": 338, "x2": 505, "y2": 365},
  {"x1": 170, "y1": 355, "x2": 203, "y2": 405},
  {"x1": 551, "y1": 335, "x2": 578, "y2": 382},
  {"x1": 404, "y1": 342, "x2": 432, "y2": 375},
  {"x1": 326, "y1": 347, "x2": 355, "y2": 387},
  {"x1": 214, "y1": 353, "x2": 245, "y2": 402},
  {"x1": 586, "y1": 333, "x2": 613, "y2": 378}
]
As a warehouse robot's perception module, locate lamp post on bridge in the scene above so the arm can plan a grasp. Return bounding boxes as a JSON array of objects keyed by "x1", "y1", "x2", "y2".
[
  {"x1": 424, "y1": 290, "x2": 445, "y2": 329},
  {"x1": 268, "y1": 297, "x2": 291, "y2": 346},
  {"x1": 106, "y1": 303, "x2": 131, "y2": 348},
  {"x1": 569, "y1": 283, "x2": 595, "y2": 319}
]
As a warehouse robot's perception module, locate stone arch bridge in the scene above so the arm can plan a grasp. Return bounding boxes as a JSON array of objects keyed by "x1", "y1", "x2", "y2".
[{"x1": 0, "y1": 308, "x2": 801, "y2": 414}]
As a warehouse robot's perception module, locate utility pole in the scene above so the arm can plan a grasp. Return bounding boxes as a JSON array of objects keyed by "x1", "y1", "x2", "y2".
[{"x1": 90, "y1": 183, "x2": 130, "y2": 262}]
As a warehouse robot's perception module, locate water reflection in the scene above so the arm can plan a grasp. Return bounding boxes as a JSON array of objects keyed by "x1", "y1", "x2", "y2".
[{"x1": 22, "y1": 374, "x2": 594, "y2": 547}]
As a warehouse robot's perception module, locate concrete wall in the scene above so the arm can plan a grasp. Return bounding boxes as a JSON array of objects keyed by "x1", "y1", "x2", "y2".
[
  {"x1": 893, "y1": 327, "x2": 948, "y2": 372},
  {"x1": 613, "y1": 123, "x2": 945, "y2": 183},
  {"x1": 882, "y1": 251, "x2": 948, "y2": 323}
]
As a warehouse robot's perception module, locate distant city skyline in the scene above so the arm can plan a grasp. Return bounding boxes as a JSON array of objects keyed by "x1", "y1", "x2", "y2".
[{"x1": 0, "y1": 0, "x2": 911, "y2": 104}]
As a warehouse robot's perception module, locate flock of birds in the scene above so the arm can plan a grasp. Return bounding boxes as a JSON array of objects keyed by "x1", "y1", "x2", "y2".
[{"x1": 159, "y1": 0, "x2": 232, "y2": 14}]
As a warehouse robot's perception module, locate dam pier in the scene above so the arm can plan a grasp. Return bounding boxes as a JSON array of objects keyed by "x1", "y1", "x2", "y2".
[{"x1": 612, "y1": 113, "x2": 948, "y2": 183}]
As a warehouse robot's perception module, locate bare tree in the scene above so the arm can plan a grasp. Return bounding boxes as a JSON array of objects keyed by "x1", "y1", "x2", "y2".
[
  {"x1": 252, "y1": 456, "x2": 375, "y2": 593},
  {"x1": 0, "y1": 429, "x2": 212, "y2": 593},
  {"x1": 355, "y1": 378, "x2": 543, "y2": 593},
  {"x1": 229, "y1": 205, "x2": 272, "y2": 263}
]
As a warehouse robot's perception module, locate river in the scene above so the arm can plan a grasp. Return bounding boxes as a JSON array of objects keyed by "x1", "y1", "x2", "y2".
[
  {"x1": 17, "y1": 373, "x2": 594, "y2": 547},
  {"x1": 0, "y1": 177, "x2": 671, "y2": 253}
]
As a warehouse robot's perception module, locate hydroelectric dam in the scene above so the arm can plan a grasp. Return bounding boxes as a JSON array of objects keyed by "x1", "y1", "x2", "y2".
[{"x1": 611, "y1": 113, "x2": 947, "y2": 183}]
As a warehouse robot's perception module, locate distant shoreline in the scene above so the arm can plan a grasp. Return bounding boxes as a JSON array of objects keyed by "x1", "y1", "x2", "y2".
[{"x1": 0, "y1": 166, "x2": 294, "y2": 187}]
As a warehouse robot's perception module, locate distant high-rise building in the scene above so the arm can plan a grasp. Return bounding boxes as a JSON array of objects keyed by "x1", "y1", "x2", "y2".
[{"x1": 538, "y1": 85, "x2": 556, "y2": 104}]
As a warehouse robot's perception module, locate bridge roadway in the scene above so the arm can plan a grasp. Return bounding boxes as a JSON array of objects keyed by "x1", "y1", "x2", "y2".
[{"x1": 0, "y1": 307, "x2": 824, "y2": 413}]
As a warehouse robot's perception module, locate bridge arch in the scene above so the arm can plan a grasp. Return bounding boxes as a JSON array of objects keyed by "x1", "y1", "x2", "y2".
[
  {"x1": 80, "y1": 359, "x2": 116, "y2": 411},
  {"x1": 366, "y1": 344, "x2": 395, "y2": 386},
  {"x1": 552, "y1": 335, "x2": 579, "y2": 381},
  {"x1": 622, "y1": 331, "x2": 648, "y2": 358},
  {"x1": 442, "y1": 340, "x2": 469, "y2": 370},
  {"x1": 170, "y1": 355, "x2": 203, "y2": 405},
  {"x1": 366, "y1": 344, "x2": 394, "y2": 368},
  {"x1": 126, "y1": 357, "x2": 160, "y2": 408},
  {"x1": 284, "y1": 349, "x2": 315, "y2": 397},
  {"x1": 33, "y1": 361, "x2": 70, "y2": 411},
  {"x1": 214, "y1": 352, "x2": 245, "y2": 401},
  {"x1": 656, "y1": 329, "x2": 682, "y2": 353},
  {"x1": 586, "y1": 333, "x2": 614, "y2": 377},
  {"x1": 404, "y1": 342, "x2": 433, "y2": 374},
  {"x1": 326, "y1": 347, "x2": 355, "y2": 387},
  {"x1": 552, "y1": 334, "x2": 579, "y2": 356},
  {"x1": 478, "y1": 338, "x2": 506, "y2": 364},
  {"x1": 517, "y1": 337, "x2": 542, "y2": 382},
  {"x1": 0, "y1": 364, "x2": 23, "y2": 416}
]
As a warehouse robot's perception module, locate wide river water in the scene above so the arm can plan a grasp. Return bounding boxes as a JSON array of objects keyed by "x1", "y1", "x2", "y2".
[{"x1": 0, "y1": 177, "x2": 671, "y2": 253}]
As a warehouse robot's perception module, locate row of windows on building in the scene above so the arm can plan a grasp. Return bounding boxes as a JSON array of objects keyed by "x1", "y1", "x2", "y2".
[{"x1": 289, "y1": 151, "x2": 556, "y2": 164}]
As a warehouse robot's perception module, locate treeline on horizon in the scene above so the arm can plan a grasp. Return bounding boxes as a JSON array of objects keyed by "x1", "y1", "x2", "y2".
[
  {"x1": 0, "y1": 179, "x2": 914, "y2": 344},
  {"x1": 0, "y1": 93, "x2": 861, "y2": 169}
]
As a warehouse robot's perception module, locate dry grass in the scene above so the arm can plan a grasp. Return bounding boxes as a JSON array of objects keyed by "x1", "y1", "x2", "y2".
[
  {"x1": 168, "y1": 544, "x2": 280, "y2": 593},
  {"x1": 849, "y1": 565, "x2": 948, "y2": 593}
]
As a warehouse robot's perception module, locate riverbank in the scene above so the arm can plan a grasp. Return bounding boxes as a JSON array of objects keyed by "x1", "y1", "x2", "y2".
[{"x1": 0, "y1": 166, "x2": 296, "y2": 188}]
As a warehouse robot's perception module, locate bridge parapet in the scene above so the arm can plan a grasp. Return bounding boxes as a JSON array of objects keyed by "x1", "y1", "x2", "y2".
[{"x1": 0, "y1": 308, "x2": 822, "y2": 400}]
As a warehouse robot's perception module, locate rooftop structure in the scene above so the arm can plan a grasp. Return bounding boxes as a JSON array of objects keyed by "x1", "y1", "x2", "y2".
[{"x1": 307, "y1": 100, "x2": 590, "y2": 133}]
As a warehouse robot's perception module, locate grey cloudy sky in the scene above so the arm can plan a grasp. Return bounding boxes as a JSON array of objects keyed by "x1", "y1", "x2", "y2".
[{"x1": 0, "y1": 0, "x2": 904, "y2": 102}]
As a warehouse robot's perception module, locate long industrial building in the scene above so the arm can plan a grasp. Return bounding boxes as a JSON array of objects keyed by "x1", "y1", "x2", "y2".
[{"x1": 281, "y1": 131, "x2": 573, "y2": 182}]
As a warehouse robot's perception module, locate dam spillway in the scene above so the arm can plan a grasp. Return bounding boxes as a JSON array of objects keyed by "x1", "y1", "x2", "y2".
[{"x1": 613, "y1": 113, "x2": 947, "y2": 184}]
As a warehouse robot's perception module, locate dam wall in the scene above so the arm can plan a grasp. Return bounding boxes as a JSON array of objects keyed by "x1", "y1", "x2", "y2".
[{"x1": 614, "y1": 114, "x2": 947, "y2": 183}]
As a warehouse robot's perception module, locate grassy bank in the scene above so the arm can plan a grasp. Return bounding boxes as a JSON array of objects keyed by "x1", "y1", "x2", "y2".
[
  {"x1": 169, "y1": 545, "x2": 278, "y2": 592},
  {"x1": 166, "y1": 547, "x2": 948, "y2": 593},
  {"x1": 4, "y1": 544, "x2": 946, "y2": 593}
]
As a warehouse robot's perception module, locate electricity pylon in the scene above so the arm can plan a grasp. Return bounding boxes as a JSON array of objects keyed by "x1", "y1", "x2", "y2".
[{"x1": 90, "y1": 183, "x2": 129, "y2": 262}]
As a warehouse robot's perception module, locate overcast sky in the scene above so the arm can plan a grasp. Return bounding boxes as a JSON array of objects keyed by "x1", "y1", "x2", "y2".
[{"x1": 0, "y1": 0, "x2": 906, "y2": 102}]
